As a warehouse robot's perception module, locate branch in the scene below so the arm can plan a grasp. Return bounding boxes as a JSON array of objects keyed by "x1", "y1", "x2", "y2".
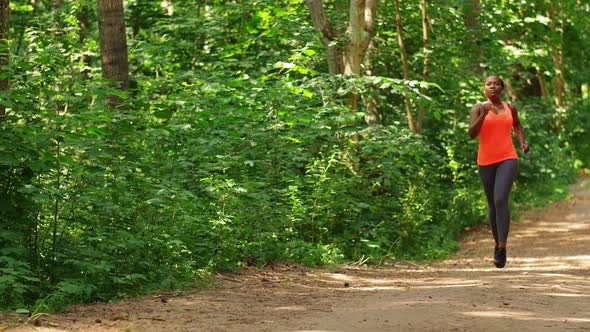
[{"x1": 305, "y1": 0, "x2": 335, "y2": 43}]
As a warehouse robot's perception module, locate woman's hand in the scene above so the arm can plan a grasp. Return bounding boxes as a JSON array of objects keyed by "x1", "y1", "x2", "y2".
[{"x1": 520, "y1": 143, "x2": 530, "y2": 154}]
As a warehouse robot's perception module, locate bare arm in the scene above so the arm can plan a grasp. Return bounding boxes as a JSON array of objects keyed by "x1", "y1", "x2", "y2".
[
  {"x1": 469, "y1": 102, "x2": 488, "y2": 139},
  {"x1": 510, "y1": 104, "x2": 529, "y2": 154}
]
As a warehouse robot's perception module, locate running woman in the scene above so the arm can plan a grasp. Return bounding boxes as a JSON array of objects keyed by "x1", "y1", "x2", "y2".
[{"x1": 469, "y1": 75, "x2": 530, "y2": 268}]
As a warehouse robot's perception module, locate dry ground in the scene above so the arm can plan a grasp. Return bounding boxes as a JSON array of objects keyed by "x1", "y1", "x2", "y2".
[{"x1": 2, "y1": 178, "x2": 590, "y2": 332}]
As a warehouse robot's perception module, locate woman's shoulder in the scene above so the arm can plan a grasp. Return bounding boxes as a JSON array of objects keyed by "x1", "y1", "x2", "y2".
[{"x1": 471, "y1": 101, "x2": 486, "y2": 111}]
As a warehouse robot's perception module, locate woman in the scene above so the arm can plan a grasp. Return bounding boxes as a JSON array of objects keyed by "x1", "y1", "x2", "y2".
[{"x1": 469, "y1": 75, "x2": 529, "y2": 268}]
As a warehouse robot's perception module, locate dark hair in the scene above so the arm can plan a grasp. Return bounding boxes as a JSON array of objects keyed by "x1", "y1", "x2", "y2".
[{"x1": 485, "y1": 75, "x2": 505, "y2": 88}]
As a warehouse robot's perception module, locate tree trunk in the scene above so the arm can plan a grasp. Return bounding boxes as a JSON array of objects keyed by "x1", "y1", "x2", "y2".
[
  {"x1": 417, "y1": 0, "x2": 429, "y2": 133},
  {"x1": 463, "y1": 0, "x2": 483, "y2": 75},
  {"x1": 504, "y1": 78, "x2": 517, "y2": 103},
  {"x1": 307, "y1": 0, "x2": 378, "y2": 76},
  {"x1": 394, "y1": 0, "x2": 415, "y2": 133},
  {"x1": 307, "y1": 0, "x2": 378, "y2": 118},
  {"x1": 538, "y1": 68, "x2": 549, "y2": 98},
  {"x1": 0, "y1": 0, "x2": 8, "y2": 121},
  {"x1": 549, "y1": 1, "x2": 565, "y2": 132},
  {"x1": 305, "y1": 0, "x2": 344, "y2": 74},
  {"x1": 345, "y1": 0, "x2": 377, "y2": 76},
  {"x1": 549, "y1": 2, "x2": 565, "y2": 107},
  {"x1": 346, "y1": 0, "x2": 378, "y2": 116},
  {"x1": 363, "y1": 37, "x2": 380, "y2": 125},
  {"x1": 97, "y1": 0, "x2": 130, "y2": 106},
  {"x1": 78, "y1": 1, "x2": 91, "y2": 80},
  {"x1": 345, "y1": 0, "x2": 364, "y2": 75}
]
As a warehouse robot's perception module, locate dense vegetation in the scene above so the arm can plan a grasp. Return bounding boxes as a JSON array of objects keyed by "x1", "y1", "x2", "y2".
[{"x1": 1, "y1": 0, "x2": 589, "y2": 312}]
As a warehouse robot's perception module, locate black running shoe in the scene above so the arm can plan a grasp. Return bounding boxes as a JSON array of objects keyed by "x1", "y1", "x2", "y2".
[{"x1": 494, "y1": 247, "x2": 506, "y2": 268}]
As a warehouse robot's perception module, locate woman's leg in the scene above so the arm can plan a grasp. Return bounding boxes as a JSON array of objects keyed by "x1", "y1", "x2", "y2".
[
  {"x1": 493, "y1": 159, "x2": 518, "y2": 247},
  {"x1": 478, "y1": 163, "x2": 499, "y2": 245}
]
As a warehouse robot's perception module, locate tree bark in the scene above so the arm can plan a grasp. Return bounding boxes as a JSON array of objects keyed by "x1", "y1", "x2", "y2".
[
  {"x1": 463, "y1": 0, "x2": 483, "y2": 75},
  {"x1": 305, "y1": 0, "x2": 344, "y2": 74},
  {"x1": 394, "y1": 0, "x2": 415, "y2": 133},
  {"x1": 549, "y1": 2, "x2": 565, "y2": 108},
  {"x1": 78, "y1": 1, "x2": 91, "y2": 80},
  {"x1": 549, "y1": 1, "x2": 565, "y2": 132},
  {"x1": 97, "y1": 0, "x2": 130, "y2": 106},
  {"x1": 538, "y1": 69, "x2": 549, "y2": 99},
  {"x1": 417, "y1": 0, "x2": 429, "y2": 133},
  {"x1": 0, "y1": 0, "x2": 9, "y2": 121},
  {"x1": 346, "y1": 0, "x2": 378, "y2": 117},
  {"x1": 345, "y1": 0, "x2": 364, "y2": 75},
  {"x1": 345, "y1": 0, "x2": 377, "y2": 76},
  {"x1": 363, "y1": 38, "x2": 380, "y2": 125},
  {"x1": 504, "y1": 78, "x2": 517, "y2": 103}
]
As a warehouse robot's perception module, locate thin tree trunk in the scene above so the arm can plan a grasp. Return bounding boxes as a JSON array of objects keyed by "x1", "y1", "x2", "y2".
[
  {"x1": 345, "y1": 0, "x2": 364, "y2": 75},
  {"x1": 538, "y1": 68, "x2": 549, "y2": 98},
  {"x1": 97, "y1": 0, "x2": 130, "y2": 106},
  {"x1": 463, "y1": 0, "x2": 483, "y2": 75},
  {"x1": 549, "y1": 2, "x2": 565, "y2": 107},
  {"x1": 417, "y1": 0, "x2": 429, "y2": 133},
  {"x1": 306, "y1": 0, "x2": 344, "y2": 74},
  {"x1": 394, "y1": 0, "x2": 415, "y2": 132},
  {"x1": 504, "y1": 78, "x2": 517, "y2": 103},
  {"x1": 363, "y1": 39, "x2": 380, "y2": 125},
  {"x1": 0, "y1": 0, "x2": 9, "y2": 121},
  {"x1": 78, "y1": 1, "x2": 91, "y2": 80},
  {"x1": 549, "y1": 1, "x2": 565, "y2": 132},
  {"x1": 362, "y1": 0, "x2": 379, "y2": 125},
  {"x1": 346, "y1": 0, "x2": 378, "y2": 115},
  {"x1": 345, "y1": 0, "x2": 378, "y2": 75}
]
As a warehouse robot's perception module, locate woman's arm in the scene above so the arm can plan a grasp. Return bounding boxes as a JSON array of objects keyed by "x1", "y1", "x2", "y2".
[
  {"x1": 469, "y1": 103, "x2": 488, "y2": 139},
  {"x1": 510, "y1": 104, "x2": 530, "y2": 154}
]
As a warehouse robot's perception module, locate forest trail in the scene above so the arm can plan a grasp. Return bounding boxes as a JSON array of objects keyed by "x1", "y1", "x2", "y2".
[{"x1": 3, "y1": 178, "x2": 590, "y2": 332}]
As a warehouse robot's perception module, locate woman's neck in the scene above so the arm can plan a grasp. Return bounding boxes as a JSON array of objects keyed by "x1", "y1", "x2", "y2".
[{"x1": 487, "y1": 97, "x2": 502, "y2": 105}]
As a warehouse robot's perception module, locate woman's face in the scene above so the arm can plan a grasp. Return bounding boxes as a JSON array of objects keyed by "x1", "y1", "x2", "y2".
[{"x1": 484, "y1": 76, "x2": 503, "y2": 100}]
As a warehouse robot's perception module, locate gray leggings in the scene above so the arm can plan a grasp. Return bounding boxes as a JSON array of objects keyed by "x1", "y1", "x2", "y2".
[{"x1": 478, "y1": 159, "x2": 518, "y2": 243}]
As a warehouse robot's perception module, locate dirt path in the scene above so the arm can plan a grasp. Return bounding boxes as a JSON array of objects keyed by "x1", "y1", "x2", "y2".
[{"x1": 3, "y1": 179, "x2": 590, "y2": 332}]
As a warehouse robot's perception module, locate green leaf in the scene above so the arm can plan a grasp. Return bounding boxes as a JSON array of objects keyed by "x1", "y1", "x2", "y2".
[
  {"x1": 0, "y1": 153, "x2": 19, "y2": 166},
  {"x1": 16, "y1": 308, "x2": 30, "y2": 315},
  {"x1": 154, "y1": 110, "x2": 174, "y2": 120},
  {"x1": 302, "y1": 49, "x2": 316, "y2": 56}
]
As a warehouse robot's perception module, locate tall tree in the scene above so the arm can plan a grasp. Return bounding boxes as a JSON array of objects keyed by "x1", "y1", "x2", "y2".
[
  {"x1": 306, "y1": 0, "x2": 378, "y2": 76},
  {"x1": 549, "y1": 1, "x2": 565, "y2": 108},
  {"x1": 97, "y1": 0, "x2": 129, "y2": 105},
  {"x1": 393, "y1": 0, "x2": 415, "y2": 132},
  {"x1": 463, "y1": 0, "x2": 483, "y2": 75},
  {"x1": 345, "y1": 0, "x2": 378, "y2": 76},
  {"x1": 305, "y1": 0, "x2": 344, "y2": 74},
  {"x1": 417, "y1": 0, "x2": 429, "y2": 133},
  {"x1": 78, "y1": 0, "x2": 91, "y2": 80},
  {"x1": 0, "y1": 0, "x2": 8, "y2": 121},
  {"x1": 363, "y1": 37, "x2": 380, "y2": 125},
  {"x1": 347, "y1": 0, "x2": 378, "y2": 114},
  {"x1": 306, "y1": 0, "x2": 378, "y2": 118}
]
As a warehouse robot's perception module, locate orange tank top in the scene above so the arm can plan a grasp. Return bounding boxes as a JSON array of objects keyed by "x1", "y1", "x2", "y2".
[{"x1": 477, "y1": 101, "x2": 518, "y2": 166}]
